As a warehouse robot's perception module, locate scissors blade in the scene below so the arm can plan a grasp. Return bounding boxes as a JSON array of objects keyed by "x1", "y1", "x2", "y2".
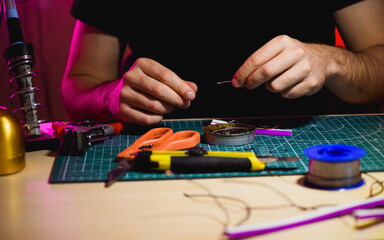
[
  {"x1": 105, "y1": 159, "x2": 134, "y2": 187},
  {"x1": 257, "y1": 156, "x2": 302, "y2": 163}
]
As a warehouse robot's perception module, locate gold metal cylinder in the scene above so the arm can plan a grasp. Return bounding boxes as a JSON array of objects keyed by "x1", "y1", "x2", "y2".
[{"x1": 0, "y1": 107, "x2": 25, "y2": 175}]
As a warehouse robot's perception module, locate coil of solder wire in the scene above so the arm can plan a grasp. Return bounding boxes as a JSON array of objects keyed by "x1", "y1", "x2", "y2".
[
  {"x1": 203, "y1": 123, "x2": 256, "y2": 146},
  {"x1": 304, "y1": 144, "x2": 366, "y2": 190}
]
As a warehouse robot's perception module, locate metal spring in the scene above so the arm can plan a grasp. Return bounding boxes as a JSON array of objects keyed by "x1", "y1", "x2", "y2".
[{"x1": 8, "y1": 54, "x2": 45, "y2": 136}]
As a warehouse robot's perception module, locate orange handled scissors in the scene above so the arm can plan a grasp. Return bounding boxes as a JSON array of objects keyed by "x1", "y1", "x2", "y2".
[{"x1": 116, "y1": 128, "x2": 200, "y2": 160}]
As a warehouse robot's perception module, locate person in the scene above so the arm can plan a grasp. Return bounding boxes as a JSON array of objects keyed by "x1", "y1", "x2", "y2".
[{"x1": 62, "y1": 0, "x2": 384, "y2": 125}]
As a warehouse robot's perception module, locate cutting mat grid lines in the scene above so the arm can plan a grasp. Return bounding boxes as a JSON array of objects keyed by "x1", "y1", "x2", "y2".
[{"x1": 50, "y1": 115, "x2": 384, "y2": 183}]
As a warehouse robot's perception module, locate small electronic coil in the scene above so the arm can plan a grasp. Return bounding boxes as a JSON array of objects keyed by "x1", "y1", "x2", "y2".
[
  {"x1": 203, "y1": 123, "x2": 256, "y2": 146},
  {"x1": 7, "y1": 48, "x2": 44, "y2": 137},
  {"x1": 304, "y1": 144, "x2": 366, "y2": 190}
]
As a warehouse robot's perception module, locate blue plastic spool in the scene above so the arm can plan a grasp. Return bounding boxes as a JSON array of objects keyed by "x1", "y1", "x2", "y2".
[{"x1": 304, "y1": 144, "x2": 366, "y2": 190}]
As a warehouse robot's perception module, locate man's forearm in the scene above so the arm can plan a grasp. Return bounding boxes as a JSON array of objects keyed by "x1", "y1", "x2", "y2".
[
  {"x1": 325, "y1": 44, "x2": 384, "y2": 104},
  {"x1": 61, "y1": 76, "x2": 121, "y2": 121}
]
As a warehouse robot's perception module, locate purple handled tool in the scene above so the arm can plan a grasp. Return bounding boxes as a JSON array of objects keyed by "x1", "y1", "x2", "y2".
[
  {"x1": 254, "y1": 128, "x2": 292, "y2": 136},
  {"x1": 353, "y1": 208, "x2": 384, "y2": 220},
  {"x1": 225, "y1": 196, "x2": 384, "y2": 239}
]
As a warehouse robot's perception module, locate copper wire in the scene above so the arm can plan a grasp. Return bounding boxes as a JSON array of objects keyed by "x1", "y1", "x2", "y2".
[{"x1": 216, "y1": 81, "x2": 232, "y2": 85}]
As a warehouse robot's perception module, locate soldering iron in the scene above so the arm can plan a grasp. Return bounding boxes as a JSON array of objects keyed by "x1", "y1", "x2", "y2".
[{"x1": 2, "y1": 0, "x2": 42, "y2": 137}]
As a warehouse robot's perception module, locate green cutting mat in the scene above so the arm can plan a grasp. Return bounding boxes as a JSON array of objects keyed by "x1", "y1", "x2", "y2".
[{"x1": 49, "y1": 115, "x2": 384, "y2": 183}]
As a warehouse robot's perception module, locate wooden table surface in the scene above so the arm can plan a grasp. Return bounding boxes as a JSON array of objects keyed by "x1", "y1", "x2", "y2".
[{"x1": 0, "y1": 150, "x2": 383, "y2": 240}]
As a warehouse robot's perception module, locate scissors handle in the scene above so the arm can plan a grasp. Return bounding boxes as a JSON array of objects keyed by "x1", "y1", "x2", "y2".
[
  {"x1": 152, "y1": 130, "x2": 201, "y2": 151},
  {"x1": 117, "y1": 128, "x2": 173, "y2": 159}
]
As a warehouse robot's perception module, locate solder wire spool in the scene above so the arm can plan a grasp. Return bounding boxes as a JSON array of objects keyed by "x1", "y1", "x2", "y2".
[
  {"x1": 203, "y1": 123, "x2": 256, "y2": 146},
  {"x1": 304, "y1": 144, "x2": 366, "y2": 190}
]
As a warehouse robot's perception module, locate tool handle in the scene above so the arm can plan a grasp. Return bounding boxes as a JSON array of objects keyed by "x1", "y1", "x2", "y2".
[
  {"x1": 225, "y1": 196, "x2": 384, "y2": 239},
  {"x1": 153, "y1": 130, "x2": 200, "y2": 151},
  {"x1": 170, "y1": 156, "x2": 254, "y2": 173},
  {"x1": 117, "y1": 128, "x2": 173, "y2": 159},
  {"x1": 138, "y1": 153, "x2": 266, "y2": 173},
  {"x1": 109, "y1": 122, "x2": 124, "y2": 134},
  {"x1": 52, "y1": 122, "x2": 67, "y2": 139}
]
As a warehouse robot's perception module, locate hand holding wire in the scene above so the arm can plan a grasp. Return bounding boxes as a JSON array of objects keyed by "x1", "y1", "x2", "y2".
[
  {"x1": 119, "y1": 58, "x2": 197, "y2": 125},
  {"x1": 232, "y1": 35, "x2": 329, "y2": 99}
]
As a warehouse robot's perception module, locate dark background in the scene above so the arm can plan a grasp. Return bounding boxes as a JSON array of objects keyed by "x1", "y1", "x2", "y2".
[{"x1": 0, "y1": 1, "x2": 382, "y2": 123}]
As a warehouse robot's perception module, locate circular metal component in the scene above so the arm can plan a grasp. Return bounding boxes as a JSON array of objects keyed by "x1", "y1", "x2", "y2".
[
  {"x1": 304, "y1": 144, "x2": 366, "y2": 190},
  {"x1": 203, "y1": 123, "x2": 256, "y2": 146}
]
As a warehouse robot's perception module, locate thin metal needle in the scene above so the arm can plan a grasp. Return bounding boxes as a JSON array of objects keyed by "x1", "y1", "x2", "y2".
[{"x1": 217, "y1": 81, "x2": 232, "y2": 85}]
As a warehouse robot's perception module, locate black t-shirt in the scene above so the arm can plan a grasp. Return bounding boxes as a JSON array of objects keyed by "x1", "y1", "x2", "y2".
[{"x1": 71, "y1": 1, "x2": 361, "y2": 119}]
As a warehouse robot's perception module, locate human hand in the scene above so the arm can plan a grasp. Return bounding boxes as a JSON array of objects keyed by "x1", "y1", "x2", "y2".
[
  {"x1": 232, "y1": 35, "x2": 332, "y2": 98},
  {"x1": 116, "y1": 58, "x2": 197, "y2": 125}
]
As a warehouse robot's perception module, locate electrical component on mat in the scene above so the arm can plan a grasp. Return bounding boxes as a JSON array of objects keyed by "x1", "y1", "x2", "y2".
[{"x1": 52, "y1": 121, "x2": 124, "y2": 156}]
